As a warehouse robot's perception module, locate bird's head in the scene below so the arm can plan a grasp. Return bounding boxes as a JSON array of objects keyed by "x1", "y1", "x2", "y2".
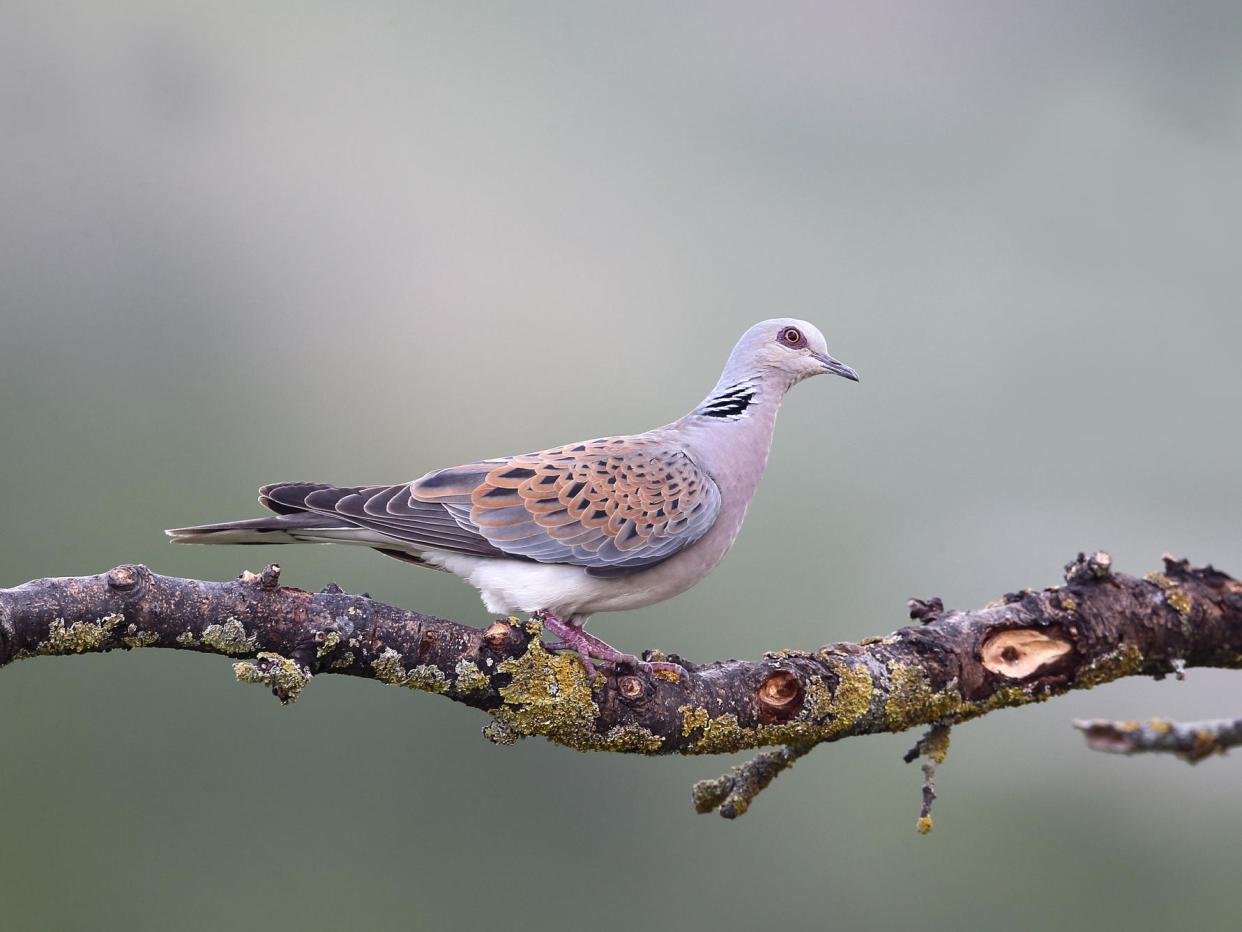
[{"x1": 727, "y1": 318, "x2": 859, "y2": 389}]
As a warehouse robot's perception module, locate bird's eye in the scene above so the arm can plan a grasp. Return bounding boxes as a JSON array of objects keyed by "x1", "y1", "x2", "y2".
[{"x1": 781, "y1": 327, "x2": 804, "y2": 346}]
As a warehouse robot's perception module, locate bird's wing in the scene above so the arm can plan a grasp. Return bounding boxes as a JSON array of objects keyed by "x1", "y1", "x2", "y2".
[{"x1": 412, "y1": 436, "x2": 722, "y2": 576}]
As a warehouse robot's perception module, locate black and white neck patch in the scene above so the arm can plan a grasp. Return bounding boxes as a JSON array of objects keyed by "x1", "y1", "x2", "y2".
[{"x1": 697, "y1": 381, "x2": 758, "y2": 419}]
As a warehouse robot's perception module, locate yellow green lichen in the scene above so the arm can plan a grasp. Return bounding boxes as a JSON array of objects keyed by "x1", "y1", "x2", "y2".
[
  {"x1": 1075, "y1": 643, "x2": 1145, "y2": 689},
  {"x1": 316, "y1": 631, "x2": 341, "y2": 658},
  {"x1": 1167, "y1": 588, "x2": 1192, "y2": 618},
  {"x1": 1146, "y1": 571, "x2": 1192, "y2": 618},
  {"x1": 916, "y1": 816, "x2": 934, "y2": 835},
  {"x1": 680, "y1": 704, "x2": 710, "y2": 737},
  {"x1": 122, "y1": 629, "x2": 160, "y2": 649},
  {"x1": 676, "y1": 710, "x2": 750, "y2": 755},
  {"x1": 490, "y1": 640, "x2": 600, "y2": 749},
  {"x1": 370, "y1": 648, "x2": 449, "y2": 693},
  {"x1": 473, "y1": 633, "x2": 1154, "y2": 757},
  {"x1": 484, "y1": 640, "x2": 664, "y2": 751},
  {"x1": 175, "y1": 630, "x2": 198, "y2": 647},
  {"x1": 601, "y1": 724, "x2": 665, "y2": 753},
  {"x1": 675, "y1": 661, "x2": 876, "y2": 755},
  {"x1": 371, "y1": 648, "x2": 407, "y2": 685},
  {"x1": 882, "y1": 647, "x2": 1128, "y2": 733},
  {"x1": 201, "y1": 618, "x2": 256, "y2": 656},
  {"x1": 26, "y1": 614, "x2": 125, "y2": 656},
  {"x1": 406, "y1": 664, "x2": 450, "y2": 693},
  {"x1": 981, "y1": 684, "x2": 1046, "y2": 714},
  {"x1": 811, "y1": 661, "x2": 875, "y2": 738},
  {"x1": 482, "y1": 719, "x2": 520, "y2": 746},
  {"x1": 234, "y1": 652, "x2": 312, "y2": 703},
  {"x1": 884, "y1": 663, "x2": 965, "y2": 732},
  {"x1": 453, "y1": 659, "x2": 489, "y2": 692},
  {"x1": 121, "y1": 622, "x2": 159, "y2": 649},
  {"x1": 329, "y1": 651, "x2": 355, "y2": 670}
]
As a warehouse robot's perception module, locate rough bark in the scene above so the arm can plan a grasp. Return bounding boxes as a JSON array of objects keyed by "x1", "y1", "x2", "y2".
[{"x1": 2, "y1": 552, "x2": 1239, "y2": 823}]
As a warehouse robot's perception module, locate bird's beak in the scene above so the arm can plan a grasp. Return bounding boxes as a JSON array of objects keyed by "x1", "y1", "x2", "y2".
[{"x1": 812, "y1": 351, "x2": 860, "y2": 382}]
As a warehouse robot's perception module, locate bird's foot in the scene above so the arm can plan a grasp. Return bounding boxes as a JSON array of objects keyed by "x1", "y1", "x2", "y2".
[
  {"x1": 532, "y1": 612, "x2": 685, "y2": 682},
  {"x1": 534, "y1": 612, "x2": 601, "y2": 680}
]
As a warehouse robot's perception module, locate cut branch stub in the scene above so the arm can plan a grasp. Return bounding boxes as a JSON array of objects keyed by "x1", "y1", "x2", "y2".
[
  {"x1": 483, "y1": 620, "x2": 514, "y2": 652},
  {"x1": 106, "y1": 565, "x2": 140, "y2": 592},
  {"x1": 980, "y1": 629, "x2": 1073, "y2": 679},
  {"x1": 757, "y1": 669, "x2": 804, "y2": 723},
  {"x1": 257, "y1": 563, "x2": 282, "y2": 590},
  {"x1": 618, "y1": 675, "x2": 645, "y2": 700},
  {"x1": 1064, "y1": 550, "x2": 1113, "y2": 584},
  {"x1": 907, "y1": 597, "x2": 944, "y2": 624}
]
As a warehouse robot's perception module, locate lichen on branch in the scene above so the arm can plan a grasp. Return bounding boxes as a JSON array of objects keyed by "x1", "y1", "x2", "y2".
[{"x1": 1, "y1": 551, "x2": 1239, "y2": 824}]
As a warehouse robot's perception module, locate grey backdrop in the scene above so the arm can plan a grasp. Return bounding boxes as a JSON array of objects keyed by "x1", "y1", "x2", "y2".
[{"x1": 2, "y1": 3, "x2": 1240, "y2": 930}]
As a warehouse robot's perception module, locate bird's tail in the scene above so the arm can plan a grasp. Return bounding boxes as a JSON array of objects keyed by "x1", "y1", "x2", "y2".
[{"x1": 165, "y1": 513, "x2": 359, "y2": 546}]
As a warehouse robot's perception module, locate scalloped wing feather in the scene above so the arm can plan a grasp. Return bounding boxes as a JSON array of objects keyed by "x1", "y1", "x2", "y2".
[{"x1": 413, "y1": 437, "x2": 721, "y2": 574}]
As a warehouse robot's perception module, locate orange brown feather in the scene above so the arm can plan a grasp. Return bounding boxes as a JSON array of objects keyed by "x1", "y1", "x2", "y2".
[{"x1": 412, "y1": 437, "x2": 721, "y2": 574}]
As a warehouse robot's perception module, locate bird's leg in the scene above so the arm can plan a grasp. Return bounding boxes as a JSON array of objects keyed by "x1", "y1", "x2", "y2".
[
  {"x1": 531, "y1": 611, "x2": 685, "y2": 681},
  {"x1": 532, "y1": 611, "x2": 600, "y2": 681},
  {"x1": 570, "y1": 619, "x2": 688, "y2": 679}
]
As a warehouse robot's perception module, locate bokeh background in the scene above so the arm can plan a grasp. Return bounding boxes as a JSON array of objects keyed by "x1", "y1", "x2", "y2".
[{"x1": 2, "y1": 2, "x2": 1240, "y2": 929}]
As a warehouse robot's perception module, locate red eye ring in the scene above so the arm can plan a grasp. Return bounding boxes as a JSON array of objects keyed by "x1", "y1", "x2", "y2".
[{"x1": 781, "y1": 327, "x2": 804, "y2": 346}]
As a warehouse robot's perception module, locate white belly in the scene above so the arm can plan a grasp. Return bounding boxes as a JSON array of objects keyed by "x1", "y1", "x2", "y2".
[{"x1": 421, "y1": 550, "x2": 701, "y2": 619}]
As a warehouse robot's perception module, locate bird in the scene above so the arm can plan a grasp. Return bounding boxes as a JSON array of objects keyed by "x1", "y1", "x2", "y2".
[{"x1": 167, "y1": 318, "x2": 858, "y2": 678}]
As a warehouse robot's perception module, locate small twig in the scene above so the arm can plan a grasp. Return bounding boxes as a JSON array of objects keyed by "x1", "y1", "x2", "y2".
[
  {"x1": 917, "y1": 763, "x2": 938, "y2": 835},
  {"x1": 907, "y1": 596, "x2": 944, "y2": 625},
  {"x1": 905, "y1": 723, "x2": 951, "y2": 833},
  {"x1": 692, "y1": 744, "x2": 814, "y2": 818},
  {"x1": 1074, "y1": 717, "x2": 1242, "y2": 763}
]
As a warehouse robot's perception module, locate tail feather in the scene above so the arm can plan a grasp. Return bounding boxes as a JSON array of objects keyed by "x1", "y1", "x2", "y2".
[
  {"x1": 167, "y1": 480, "x2": 481, "y2": 565},
  {"x1": 165, "y1": 513, "x2": 358, "y2": 546}
]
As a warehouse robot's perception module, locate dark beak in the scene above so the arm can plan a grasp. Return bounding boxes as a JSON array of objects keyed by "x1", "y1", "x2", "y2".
[{"x1": 813, "y1": 352, "x2": 860, "y2": 382}]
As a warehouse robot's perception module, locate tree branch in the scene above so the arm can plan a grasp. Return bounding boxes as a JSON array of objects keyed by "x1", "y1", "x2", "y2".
[
  {"x1": 1074, "y1": 717, "x2": 1242, "y2": 762},
  {"x1": 2, "y1": 552, "x2": 1239, "y2": 824}
]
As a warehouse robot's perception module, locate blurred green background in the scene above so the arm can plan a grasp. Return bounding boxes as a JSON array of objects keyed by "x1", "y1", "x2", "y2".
[{"x1": 2, "y1": 2, "x2": 1240, "y2": 930}]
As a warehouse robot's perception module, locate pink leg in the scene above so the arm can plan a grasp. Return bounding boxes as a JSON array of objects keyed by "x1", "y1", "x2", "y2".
[{"x1": 533, "y1": 611, "x2": 685, "y2": 681}]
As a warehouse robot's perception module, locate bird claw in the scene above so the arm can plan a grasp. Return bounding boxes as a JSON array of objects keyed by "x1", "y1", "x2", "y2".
[{"x1": 533, "y1": 612, "x2": 686, "y2": 683}]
